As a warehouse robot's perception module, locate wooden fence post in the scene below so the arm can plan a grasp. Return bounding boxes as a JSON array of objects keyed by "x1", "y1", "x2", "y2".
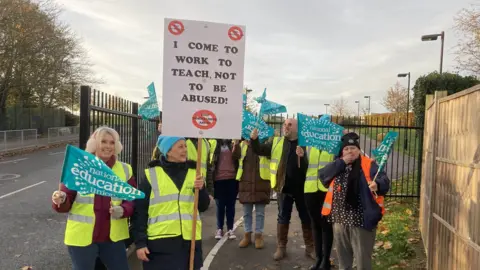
[{"x1": 426, "y1": 90, "x2": 448, "y2": 269}]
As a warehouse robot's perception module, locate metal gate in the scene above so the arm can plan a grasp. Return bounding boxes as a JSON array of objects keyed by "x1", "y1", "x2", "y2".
[
  {"x1": 264, "y1": 114, "x2": 424, "y2": 200},
  {"x1": 79, "y1": 86, "x2": 159, "y2": 180}
]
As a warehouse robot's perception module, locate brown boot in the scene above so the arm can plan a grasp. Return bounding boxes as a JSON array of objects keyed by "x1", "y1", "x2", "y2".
[
  {"x1": 273, "y1": 223, "x2": 289, "y2": 260},
  {"x1": 254, "y1": 233, "x2": 264, "y2": 249},
  {"x1": 302, "y1": 223, "x2": 316, "y2": 260},
  {"x1": 238, "y1": 232, "x2": 252, "y2": 248}
]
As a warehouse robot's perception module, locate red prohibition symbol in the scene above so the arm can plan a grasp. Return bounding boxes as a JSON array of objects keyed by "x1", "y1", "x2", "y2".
[
  {"x1": 192, "y1": 110, "x2": 217, "y2": 130},
  {"x1": 228, "y1": 26, "x2": 243, "y2": 41},
  {"x1": 168, "y1": 20, "x2": 185, "y2": 35}
]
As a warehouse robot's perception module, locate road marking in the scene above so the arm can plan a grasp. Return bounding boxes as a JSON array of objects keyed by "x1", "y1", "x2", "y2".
[
  {"x1": 48, "y1": 151, "x2": 64, "y2": 155},
  {"x1": 201, "y1": 216, "x2": 245, "y2": 269},
  {"x1": 0, "y1": 158, "x2": 28, "y2": 165},
  {"x1": 0, "y1": 181, "x2": 46, "y2": 200},
  {"x1": 0, "y1": 174, "x2": 21, "y2": 181}
]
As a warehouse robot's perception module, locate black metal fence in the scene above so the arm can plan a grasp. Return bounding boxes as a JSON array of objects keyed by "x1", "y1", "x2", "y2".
[
  {"x1": 79, "y1": 86, "x2": 159, "y2": 181},
  {"x1": 263, "y1": 113, "x2": 424, "y2": 200}
]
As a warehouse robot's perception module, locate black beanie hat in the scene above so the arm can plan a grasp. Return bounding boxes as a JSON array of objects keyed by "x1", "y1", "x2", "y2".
[{"x1": 339, "y1": 132, "x2": 361, "y2": 156}]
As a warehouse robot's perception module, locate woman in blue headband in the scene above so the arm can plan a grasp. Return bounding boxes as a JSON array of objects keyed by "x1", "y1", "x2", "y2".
[{"x1": 132, "y1": 135, "x2": 210, "y2": 270}]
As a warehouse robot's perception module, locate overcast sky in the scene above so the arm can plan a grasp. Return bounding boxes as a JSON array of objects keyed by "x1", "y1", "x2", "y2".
[{"x1": 53, "y1": 0, "x2": 474, "y2": 115}]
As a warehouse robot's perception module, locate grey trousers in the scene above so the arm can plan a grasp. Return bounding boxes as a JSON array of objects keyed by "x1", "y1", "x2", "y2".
[{"x1": 333, "y1": 223, "x2": 376, "y2": 270}]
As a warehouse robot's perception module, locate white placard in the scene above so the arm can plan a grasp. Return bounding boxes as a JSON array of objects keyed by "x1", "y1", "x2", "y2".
[{"x1": 161, "y1": 18, "x2": 246, "y2": 139}]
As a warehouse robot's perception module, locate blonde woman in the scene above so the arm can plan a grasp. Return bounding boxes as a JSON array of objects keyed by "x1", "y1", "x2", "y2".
[{"x1": 51, "y1": 126, "x2": 136, "y2": 270}]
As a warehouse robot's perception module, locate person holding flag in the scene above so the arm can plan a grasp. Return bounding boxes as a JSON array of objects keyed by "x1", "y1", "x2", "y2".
[
  {"x1": 319, "y1": 132, "x2": 390, "y2": 270},
  {"x1": 51, "y1": 126, "x2": 136, "y2": 270},
  {"x1": 295, "y1": 125, "x2": 335, "y2": 268},
  {"x1": 250, "y1": 119, "x2": 315, "y2": 261},
  {"x1": 132, "y1": 136, "x2": 210, "y2": 270},
  {"x1": 232, "y1": 138, "x2": 272, "y2": 249}
]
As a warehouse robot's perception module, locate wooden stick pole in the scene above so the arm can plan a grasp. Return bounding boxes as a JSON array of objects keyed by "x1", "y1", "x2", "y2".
[{"x1": 189, "y1": 137, "x2": 202, "y2": 270}]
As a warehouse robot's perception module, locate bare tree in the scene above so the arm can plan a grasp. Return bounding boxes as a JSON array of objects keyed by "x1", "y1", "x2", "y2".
[
  {"x1": 381, "y1": 82, "x2": 410, "y2": 113},
  {"x1": 0, "y1": 0, "x2": 100, "y2": 125},
  {"x1": 453, "y1": 4, "x2": 480, "y2": 75},
  {"x1": 330, "y1": 96, "x2": 352, "y2": 117}
]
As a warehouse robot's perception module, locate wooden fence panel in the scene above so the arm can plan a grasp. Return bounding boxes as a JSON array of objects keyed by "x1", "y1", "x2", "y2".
[{"x1": 420, "y1": 85, "x2": 480, "y2": 269}]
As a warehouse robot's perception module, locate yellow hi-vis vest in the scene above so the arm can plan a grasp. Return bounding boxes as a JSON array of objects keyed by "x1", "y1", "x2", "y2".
[
  {"x1": 145, "y1": 167, "x2": 202, "y2": 241},
  {"x1": 304, "y1": 147, "x2": 334, "y2": 193},
  {"x1": 64, "y1": 161, "x2": 132, "y2": 247},
  {"x1": 269, "y1": 137, "x2": 285, "y2": 189},
  {"x1": 236, "y1": 141, "x2": 270, "y2": 181},
  {"x1": 208, "y1": 139, "x2": 217, "y2": 164},
  {"x1": 187, "y1": 139, "x2": 210, "y2": 177}
]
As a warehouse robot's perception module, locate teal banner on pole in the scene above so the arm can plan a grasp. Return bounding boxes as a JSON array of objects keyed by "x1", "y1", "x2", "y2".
[{"x1": 60, "y1": 145, "x2": 145, "y2": 201}]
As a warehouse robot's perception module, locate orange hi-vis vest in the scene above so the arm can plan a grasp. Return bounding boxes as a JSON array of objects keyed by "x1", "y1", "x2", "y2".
[{"x1": 321, "y1": 156, "x2": 385, "y2": 216}]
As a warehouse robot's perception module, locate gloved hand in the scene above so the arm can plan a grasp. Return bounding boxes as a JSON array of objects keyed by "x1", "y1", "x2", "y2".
[{"x1": 109, "y1": 205, "x2": 124, "y2": 219}]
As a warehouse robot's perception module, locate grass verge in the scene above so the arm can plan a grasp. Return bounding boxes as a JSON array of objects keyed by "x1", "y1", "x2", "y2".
[{"x1": 372, "y1": 199, "x2": 426, "y2": 269}]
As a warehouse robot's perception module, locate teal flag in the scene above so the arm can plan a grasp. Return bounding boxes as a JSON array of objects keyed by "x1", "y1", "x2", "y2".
[
  {"x1": 139, "y1": 82, "x2": 160, "y2": 120},
  {"x1": 371, "y1": 131, "x2": 399, "y2": 170},
  {"x1": 60, "y1": 145, "x2": 145, "y2": 201},
  {"x1": 243, "y1": 94, "x2": 247, "y2": 109},
  {"x1": 255, "y1": 88, "x2": 287, "y2": 117},
  {"x1": 297, "y1": 113, "x2": 344, "y2": 154},
  {"x1": 242, "y1": 110, "x2": 274, "y2": 142}
]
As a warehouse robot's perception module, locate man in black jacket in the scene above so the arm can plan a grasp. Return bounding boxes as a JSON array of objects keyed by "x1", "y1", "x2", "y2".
[{"x1": 250, "y1": 118, "x2": 314, "y2": 261}]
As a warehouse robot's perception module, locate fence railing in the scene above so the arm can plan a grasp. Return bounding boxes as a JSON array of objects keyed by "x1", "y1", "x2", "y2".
[
  {"x1": 79, "y1": 86, "x2": 159, "y2": 181},
  {"x1": 47, "y1": 126, "x2": 80, "y2": 144},
  {"x1": 0, "y1": 129, "x2": 38, "y2": 152},
  {"x1": 262, "y1": 113, "x2": 424, "y2": 200},
  {"x1": 419, "y1": 86, "x2": 480, "y2": 269}
]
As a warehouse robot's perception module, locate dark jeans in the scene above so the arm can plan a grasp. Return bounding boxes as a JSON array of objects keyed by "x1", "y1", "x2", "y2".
[
  {"x1": 214, "y1": 179, "x2": 238, "y2": 230},
  {"x1": 67, "y1": 241, "x2": 129, "y2": 270},
  {"x1": 277, "y1": 192, "x2": 310, "y2": 225},
  {"x1": 305, "y1": 191, "x2": 334, "y2": 262}
]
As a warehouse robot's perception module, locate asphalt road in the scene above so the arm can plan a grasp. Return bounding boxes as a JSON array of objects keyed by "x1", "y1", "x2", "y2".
[{"x1": 0, "y1": 146, "x2": 71, "y2": 270}]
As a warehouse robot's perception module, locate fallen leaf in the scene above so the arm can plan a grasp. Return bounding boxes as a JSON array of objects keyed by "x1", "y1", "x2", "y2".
[
  {"x1": 383, "y1": 241, "x2": 393, "y2": 250},
  {"x1": 21, "y1": 267, "x2": 33, "y2": 270},
  {"x1": 14, "y1": 254, "x2": 21, "y2": 258},
  {"x1": 381, "y1": 229, "x2": 390, "y2": 235},
  {"x1": 408, "y1": 237, "x2": 420, "y2": 244},
  {"x1": 405, "y1": 209, "x2": 413, "y2": 216},
  {"x1": 374, "y1": 241, "x2": 384, "y2": 249}
]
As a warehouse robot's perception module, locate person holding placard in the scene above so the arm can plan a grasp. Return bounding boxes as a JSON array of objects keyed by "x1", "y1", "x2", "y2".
[
  {"x1": 132, "y1": 136, "x2": 210, "y2": 270},
  {"x1": 232, "y1": 139, "x2": 272, "y2": 249},
  {"x1": 250, "y1": 119, "x2": 315, "y2": 261},
  {"x1": 319, "y1": 132, "x2": 390, "y2": 270},
  {"x1": 51, "y1": 126, "x2": 136, "y2": 270}
]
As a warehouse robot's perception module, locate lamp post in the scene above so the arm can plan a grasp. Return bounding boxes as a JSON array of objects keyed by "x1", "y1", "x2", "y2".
[
  {"x1": 355, "y1": 100, "x2": 360, "y2": 123},
  {"x1": 70, "y1": 81, "x2": 76, "y2": 113},
  {"x1": 421, "y1": 31, "x2": 445, "y2": 74},
  {"x1": 324, "y1": 103, "x2": 330, "y2": 114},
  {"x1": 363, "y1": 96, "x2": 371, "y2": 115},
  {"x1": 398, "y1": 72, "x2": 411, "y2": 150}
]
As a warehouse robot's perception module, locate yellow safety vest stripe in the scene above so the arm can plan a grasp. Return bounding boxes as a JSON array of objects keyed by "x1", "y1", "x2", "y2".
[{"x1": 236, "y1": 142, "x2": 270, "y2": 181}]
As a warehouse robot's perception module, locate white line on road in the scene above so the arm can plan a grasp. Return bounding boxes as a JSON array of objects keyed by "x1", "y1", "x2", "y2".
[
  {"x1": 201, "y1": 216, "x2": 245, "y2": 269},
  {"x1": 48, "y1": 151, "x2": 64, "y2": 155},
  {"x1": 0, "y1": 158, "x2": 28, "y2": 165},
  {"x1": 0, "y1": 181, "x2": 46, "y2": 200}
]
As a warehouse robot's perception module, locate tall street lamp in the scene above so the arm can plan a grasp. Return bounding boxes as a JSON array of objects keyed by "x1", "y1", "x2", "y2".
[
  {"x1": 364, "y1": 96, "x2": 371, "y2": 115},
  {"x1": 324, "y1": 103, "x2": 330, "y2": 114},
  {"x1": 355, "y1": 100, "x2": 360, "y2": 122},
  {"x1": 398, "y1": 72, "x2": 411, "y2": 150},
  {"x1": 421, "y1": 31, "x2": 445, "y2": 74}
]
